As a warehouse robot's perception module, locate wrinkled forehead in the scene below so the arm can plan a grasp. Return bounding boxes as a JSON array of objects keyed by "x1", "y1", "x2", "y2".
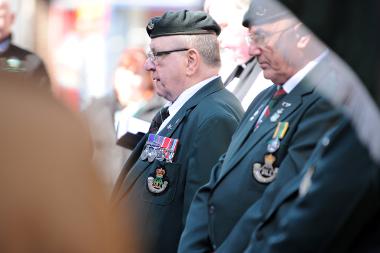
[{"x1": 149, "y1": 35, "x2": 184, "y2": 50}]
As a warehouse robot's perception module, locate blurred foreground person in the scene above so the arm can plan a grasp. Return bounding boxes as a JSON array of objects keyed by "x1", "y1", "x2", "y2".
[
  {"x1": 0, "y1": 0, "x2": 49, "y2": 87},
  {"x1": 112, "y1": 10, "x2": 244, "y2": 253},
  {"x1": 0, "y1": 74, "x2": 135, "y2": 253},
  {"x1": 204, "y1": 0, "x2": 271, "y2": 109},
  {"x1": 179, "y1": 0, "x2": 344, "y2": 252}
]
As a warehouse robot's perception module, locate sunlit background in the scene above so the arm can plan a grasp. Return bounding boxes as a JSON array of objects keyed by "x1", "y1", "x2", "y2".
[{"x1": 12, "y1": 0, "x2": 203, "y2": 110}]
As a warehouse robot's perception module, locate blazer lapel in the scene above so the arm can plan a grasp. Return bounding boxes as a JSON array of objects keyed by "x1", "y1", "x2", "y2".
[
  {"x1": 112, "y1": 134, "x2": 148, "y2": 202},
  {"x1": 224, "y1": 86, "x2": 275, "y2": 160}
]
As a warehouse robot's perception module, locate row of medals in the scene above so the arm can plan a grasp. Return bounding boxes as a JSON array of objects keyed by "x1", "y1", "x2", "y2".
[{"x1": 140, "y1": 134, "x2": 178, "y2": 163}]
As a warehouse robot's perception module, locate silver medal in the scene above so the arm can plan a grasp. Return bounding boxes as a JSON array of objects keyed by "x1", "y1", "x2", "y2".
[
  {"x1": 147, "y1": 148, "x2": 157, "y2": 163},
  {"x1": 140, "y1": 147, "x2": 149, "y2": 160},
  {"x1": 267, "y1": 138, "x2": 280, "y2": 153}
]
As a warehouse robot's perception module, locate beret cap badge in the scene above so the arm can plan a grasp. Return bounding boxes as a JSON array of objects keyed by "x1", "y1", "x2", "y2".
[
  {"x1": 147, "y1": 20, "x2": 155, "y2": 30},
  {"x1": 255, "y1": 6, "x2": 267, "y2": 16}
]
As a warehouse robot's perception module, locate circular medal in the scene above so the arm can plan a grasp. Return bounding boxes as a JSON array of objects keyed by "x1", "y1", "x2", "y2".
[
  {"x1": 267, "y1": 138, "x2": 280, "y2": 153},
  {"x1": 148, "y1": 148, "x2": 157, "y2": 163},
  {"x1": 270, "y1": 113, "x2": 280, "y2": 122},
  {"x1": 140, "y1": 147, "x2": 149, "y2": 160},
  {"x1": 156, "y1": 149, "x2": 164, "y2": 161}
]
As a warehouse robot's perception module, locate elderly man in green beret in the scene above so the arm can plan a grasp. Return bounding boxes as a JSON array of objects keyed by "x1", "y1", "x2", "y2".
[
  {"x1": 111, "y1": 10, "x2": 244, "y2": 253},
  {"x1": 179, "y1": 0, "x2": 346, "y2": 252}
]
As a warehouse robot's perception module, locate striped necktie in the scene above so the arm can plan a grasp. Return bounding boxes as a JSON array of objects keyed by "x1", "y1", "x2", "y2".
[{"x1": 255, "y1": 85, "x2": 286, "y2": 129}]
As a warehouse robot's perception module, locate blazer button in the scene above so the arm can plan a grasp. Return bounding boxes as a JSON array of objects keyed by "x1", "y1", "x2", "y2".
[
  {"x1": 321, "y1": 136, "x2": 330, "y2": 146},
  {"x1": 209, "y1": 205, "x2": 215, "y2": 214}
]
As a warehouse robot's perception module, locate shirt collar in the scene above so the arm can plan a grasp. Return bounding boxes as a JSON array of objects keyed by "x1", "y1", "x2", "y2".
[
  {"x1": 0, "y1": 36, "x2": 11, "y2": 53},
  {"x1": 282, "y1": 50, "x2": 329, "y2": 94}
]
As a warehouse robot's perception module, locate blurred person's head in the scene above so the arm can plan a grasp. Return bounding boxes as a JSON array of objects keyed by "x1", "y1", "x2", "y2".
[
  {"x1": 204, "y1": 0, "x2": 251, "y2": 65},
  {"x1": 243, "y1": 0, "x2": 324, "y2": 85},
  {"x1": 278, "y1": 0, "x2": 380, "y2": 105},
  {"x1": 0, "y1": 75, "x2": 135, "y2": 253},
  {"x1": 113, "y1": 47, "x2": 154, "y2": 107},
  {"x1": 144, "y1": 10, "x2": 221, "y2": 102},
  {"x1": 0, "y1": 0, "x2": 15, "y2": 41}
]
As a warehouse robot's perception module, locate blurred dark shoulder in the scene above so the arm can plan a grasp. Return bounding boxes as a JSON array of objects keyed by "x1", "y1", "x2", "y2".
[{"x1": 0, "y1": 42, "x2": 51, "y2": 88}]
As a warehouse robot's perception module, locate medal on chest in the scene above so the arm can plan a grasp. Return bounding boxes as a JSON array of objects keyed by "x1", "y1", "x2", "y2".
[
  {"x1": 140, "y1": 134, "x2": 179, "y2": 163},
  {"x1": 252, "y1": 122, "x2": 289, "y2": 183}
]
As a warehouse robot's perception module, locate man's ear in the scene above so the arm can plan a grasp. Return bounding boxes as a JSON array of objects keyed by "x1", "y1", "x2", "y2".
[
  {"x1": 10, "y1": 13, "x2": 15, "y2": 26},
  {"x1": 185, "y1": 49, "x2": 199, "y2": 76},
  {"x1": 294, "y1": 23, "x2": 310, "y2": 49},
  {"x1": 297, "y1": 34, "x2": 311, "y2": 49}
]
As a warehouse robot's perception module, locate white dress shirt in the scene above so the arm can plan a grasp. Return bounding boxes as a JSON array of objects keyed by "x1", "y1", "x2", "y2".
[{"x1": 158, "y1": 75, "x2": 219, "y2": 133}]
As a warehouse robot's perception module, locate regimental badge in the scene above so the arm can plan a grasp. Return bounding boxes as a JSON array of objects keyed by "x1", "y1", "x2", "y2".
[
  {"x1": 253, "y1": 154, "x2": 278, "y2": 183},
  {"x1": 147, "y1": 167, "x2": 169, "y2": 194}
]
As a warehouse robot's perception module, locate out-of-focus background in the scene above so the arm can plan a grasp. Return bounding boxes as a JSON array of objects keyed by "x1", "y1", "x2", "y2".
[{"x1": 14, "y1": 0, "x2": 203, "y2": 110}]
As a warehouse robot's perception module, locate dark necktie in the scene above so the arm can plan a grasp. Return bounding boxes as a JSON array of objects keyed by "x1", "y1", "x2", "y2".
[
  {"x1": 148, "y1": 106, "x2": 170, "y2": 134},
  {"x1": 255, "y1": 85, "x2": 286, "y2": 129},
  {"x1": 264, "y1": 85, "x2": 286, "y2": 117}
]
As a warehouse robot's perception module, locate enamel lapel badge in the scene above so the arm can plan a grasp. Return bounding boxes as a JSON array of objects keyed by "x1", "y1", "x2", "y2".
[{"x1": 147, "y1": 166, "x2": 169, "y2": 194}]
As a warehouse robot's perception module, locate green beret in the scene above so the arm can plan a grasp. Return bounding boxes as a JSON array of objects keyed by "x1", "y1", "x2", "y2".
[
  {"x1": 243, "y1": 0, "x2": 291, "y2": 27},
  {"x1": 146, "y1": 10, "x2": 221, "y2": 38}
]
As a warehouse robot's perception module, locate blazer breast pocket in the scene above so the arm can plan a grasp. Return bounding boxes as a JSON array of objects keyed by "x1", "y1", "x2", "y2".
[{"x1": 141, "y1": 160, "x2": 181, "y2": 206}]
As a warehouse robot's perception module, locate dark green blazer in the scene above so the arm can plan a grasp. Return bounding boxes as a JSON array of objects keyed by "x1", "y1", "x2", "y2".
[
  {"x1": 234, "y1": 119, "x2": 380, "y2": 253},
  {"x1": 1, "y1": 39, "x2": 50, "y2": 88},
  {"x1": 112, "y1": 77, "x2": 243, "y2": 253},
  {"x1": 179, "y1": 57, "x2": 342, "y2": 253}
]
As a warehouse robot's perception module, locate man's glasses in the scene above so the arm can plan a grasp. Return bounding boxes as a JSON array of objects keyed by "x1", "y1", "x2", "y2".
[
  {"x1": 245, "y1": 25, "x2": 294, "y2": 46},
  {"x1": 147, "y1": 48, "x2": 189, "y2": 62}
]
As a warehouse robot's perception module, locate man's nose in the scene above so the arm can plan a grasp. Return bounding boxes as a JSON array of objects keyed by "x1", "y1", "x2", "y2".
[
  {"x1": 248, "y1": 42, "x2": 261, "y2": 57},
  {"x1": 144, "y1": 58, "x2": 155, "y2": 71}
]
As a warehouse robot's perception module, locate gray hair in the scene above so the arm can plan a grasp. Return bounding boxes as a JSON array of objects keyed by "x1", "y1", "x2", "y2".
[{"x1": 179, "y1": 34, "x2": 221, "y2": 68}]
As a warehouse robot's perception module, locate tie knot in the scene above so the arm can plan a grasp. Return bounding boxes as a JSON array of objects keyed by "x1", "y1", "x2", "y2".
[{"x1": 273, "y1": 86, "x2": 286, "y2": 98}]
